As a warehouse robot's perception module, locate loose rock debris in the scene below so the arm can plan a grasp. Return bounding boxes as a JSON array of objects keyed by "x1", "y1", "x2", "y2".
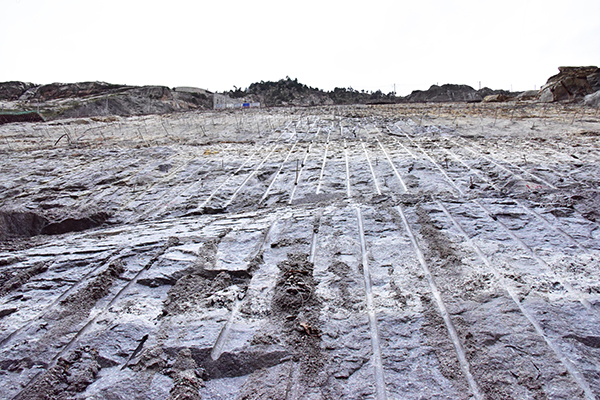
[{"x1": 0, "y1": 103, "x2": 599, "y2": 399}]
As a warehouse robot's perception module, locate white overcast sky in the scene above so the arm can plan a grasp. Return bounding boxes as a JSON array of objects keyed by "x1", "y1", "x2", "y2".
[{"x1": 1, "y1": 0, "x2": 599, "y2": 95}]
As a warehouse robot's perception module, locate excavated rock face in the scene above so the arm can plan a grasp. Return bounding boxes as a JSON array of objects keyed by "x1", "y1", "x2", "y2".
[
  {"x1": 32, "y1": 82, "x2": 131, "y2": 102},
  {"x1": 0, "y1": 82, "x2": 37, "y2": 101},
  {"x1": 0, "y1": 81, "x2": 213, "y2": 121},
  {"x1": 539, "y1": 66, "x2": 600, "y2": 102},
  {"x1": 2, "y1": 104, "x2": 600, "y2": 399}
]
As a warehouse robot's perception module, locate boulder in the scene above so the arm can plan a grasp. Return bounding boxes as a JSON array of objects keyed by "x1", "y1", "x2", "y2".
[
  {"x1": 539, "y1": 66, "x2": 599, "y2": 102},
  {"x1": 517, "y1": 90, "x2": 539, "y2": 101},
  {"x1": 584, "y1": 91, "x2": 600, "y2": 108},
  {"x1": 483, "y1": 94, "x2": 509, "y2": 103}
]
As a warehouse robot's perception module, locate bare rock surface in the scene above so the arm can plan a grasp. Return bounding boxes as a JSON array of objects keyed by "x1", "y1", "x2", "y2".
[
  {"x1": 585, "y1": 91, "x2": 600, "y2": 108},
  {"x1": 0, "y1": 103, "x2": 600, "y2": 399},
  {"x1": 539, "y1": 66, "x2": 600, "y2": 103},
  {"x1": 405, "y1": 84, "x2": 513, "y2": 103},
  {"x1": 0, "y1": 81, "x2": 213, "y2": 121}
]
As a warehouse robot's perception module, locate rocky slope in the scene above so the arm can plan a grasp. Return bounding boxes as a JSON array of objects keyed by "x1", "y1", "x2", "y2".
[
  {"x1": 1, "y1": 103, "x2": 600, "y2": 399},
  {"x1": 4, "y1": 65, "x2": 599, "y2": 126},
  {"x1": 403, "y1": 84, "x2": 514, "y2": 103},
  {"x1": 0, "y1": 81, "x2": 213, "y2": 121}
]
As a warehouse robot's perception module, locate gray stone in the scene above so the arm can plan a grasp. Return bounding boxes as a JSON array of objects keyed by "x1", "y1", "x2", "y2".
[
  {"x1": 539, "y1": 66, "x2": 600, "y2": 102},
  {"x1": 584, "y1": 90, "x2": 600, "y2": 107}
]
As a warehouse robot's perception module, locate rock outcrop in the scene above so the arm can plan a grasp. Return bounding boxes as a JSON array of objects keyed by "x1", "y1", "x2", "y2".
[
  {"x1": 405, "y1": 84, "x2": 514, "y2": 103},
  {"x1": 406, "y1": 84, "x2": 478, "y2": 102},
  {"x1": 1, "y1": 77, "x2": 532, "y2": 120},
  {"x1": 539, "y1": 66, "x2": 600, "y2": 102},
  {"x1": 232, "y1": 78, "x2": 516, "y2": 107},
  {"x1": 0, "y1": 82, "x2": 37, "y2": 101},
  {"x1": 28, "y1": 82, "x2": 131, "y2": 102},
  {"x1": 0, "y1": 81, "x2": 213, "y2": 121}
]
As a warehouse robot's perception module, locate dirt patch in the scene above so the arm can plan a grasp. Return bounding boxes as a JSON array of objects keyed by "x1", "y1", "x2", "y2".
[
  {"x1": 460, "y1": 271, "x2": 495, "y2": 300},
  {"x1": 162, "y1": 272, "x2": 241, "y2": 315},
  {"x1": 270, "y1": 237, "x2": 310, "y2": 249},
  {"x1": 165, "y1": 348, "x2": 204, "y2": 400},
  {"x1": 272, "y1": 253, "x2": 318, "y2": 314},
  {"x1": 162, "y1": 238, "x2": 251, "y2": 316},
  {"x1": 236, "y1": 363, "x2": 294, "y2": 400},
  {"x1": 15, "y1": 347, "x2": 101, "y2": 400},
  {"x1": 59, "y1": 259, "x2": 124, "y2": 318},
  {"x1": 415, "y1": 206, "x2": 462, "y2": 270},
  {"x1": 239, "y1": 252, "x2": 325, "y2": 398},
  {"x1": 16, "y1": 259, "x2": 127, "y2": 360}
]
